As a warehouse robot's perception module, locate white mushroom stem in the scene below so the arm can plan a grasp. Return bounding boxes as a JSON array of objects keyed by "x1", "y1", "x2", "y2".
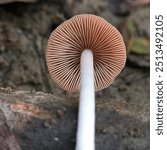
[{"x1": 76, "y1": 49, "x2": 95, "y2": 150}]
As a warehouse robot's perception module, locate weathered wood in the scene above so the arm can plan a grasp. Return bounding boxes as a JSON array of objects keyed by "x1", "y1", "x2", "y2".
[
  {"x1": 0, "y1": 109, "x2": 21, "y2": 150},
  {"x1": 0, "y1": 88, "x2": 150, "y2": 150}
]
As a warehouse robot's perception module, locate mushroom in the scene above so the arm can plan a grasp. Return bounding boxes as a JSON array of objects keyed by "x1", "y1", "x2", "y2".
[{"x1": 46, "y1": 14, "x2": 126, "y2": 150}]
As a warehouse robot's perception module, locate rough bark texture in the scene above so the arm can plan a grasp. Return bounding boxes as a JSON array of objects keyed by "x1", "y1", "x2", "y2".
[
  {"x1": 0, "y1": 88, "x2": 149, "y2": 150},
  {"x1": 0, "y1": 109, "x2": 21, "y2": 150}
]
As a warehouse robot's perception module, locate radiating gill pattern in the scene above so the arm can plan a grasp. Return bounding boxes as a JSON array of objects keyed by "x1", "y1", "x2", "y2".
[{"x1": 46, "y1": 14, "x2": 126, "y2": 92}]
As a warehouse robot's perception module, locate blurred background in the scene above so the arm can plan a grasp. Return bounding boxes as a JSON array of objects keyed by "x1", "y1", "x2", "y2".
[
  {"x1": 0, "y1": 0, "x2": 150, "y2": 102},
  {"x1": 0, "y1": 0, "x2": 150, "y2": 150}
]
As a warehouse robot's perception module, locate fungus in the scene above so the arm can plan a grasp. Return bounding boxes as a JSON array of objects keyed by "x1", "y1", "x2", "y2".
[{"x1": 46, "y1": 14, "x2": 126, "y2": 150}]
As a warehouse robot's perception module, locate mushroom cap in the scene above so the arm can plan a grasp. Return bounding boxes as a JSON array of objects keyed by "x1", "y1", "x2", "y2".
[{"x1": 46, "y1": 14, "x2": 126, "y2": 92}]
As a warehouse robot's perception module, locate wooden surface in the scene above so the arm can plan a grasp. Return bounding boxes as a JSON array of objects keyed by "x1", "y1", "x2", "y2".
[{"x1": 0, "y1": 88, "x2": 149, "y2": 150}]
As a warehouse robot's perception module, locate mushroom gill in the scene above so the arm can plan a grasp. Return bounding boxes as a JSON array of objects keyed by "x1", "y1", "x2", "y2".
[{"x1": 46, "y1": 14, "x2": 126, "y2": 92}]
